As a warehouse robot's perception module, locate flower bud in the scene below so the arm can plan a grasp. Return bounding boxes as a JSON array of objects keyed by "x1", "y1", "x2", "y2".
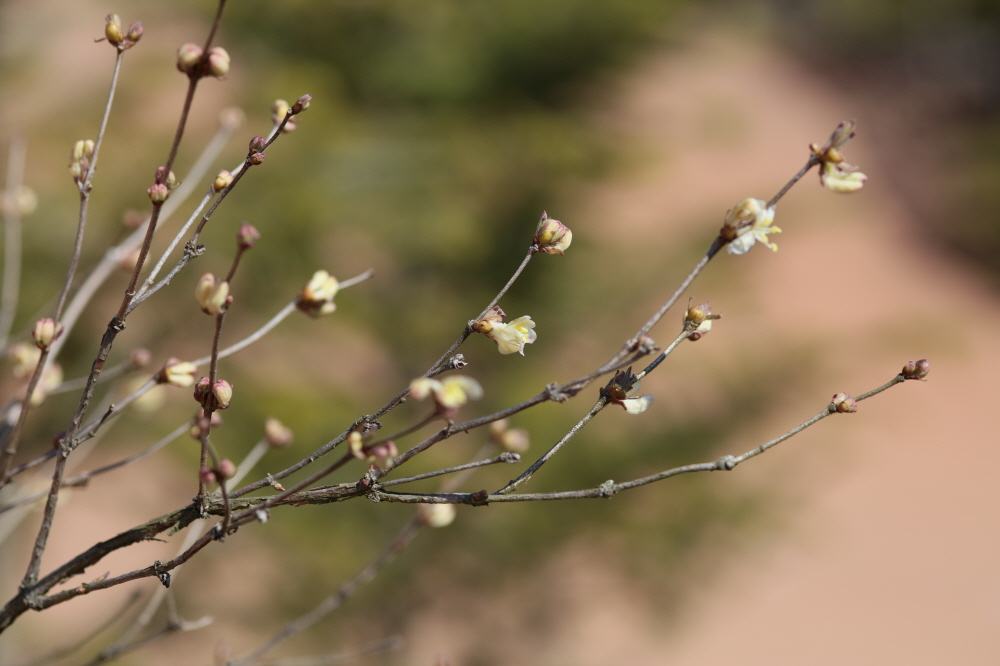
[
  {"x1": 831, "y1": 392, "x2": 858, "y2": 413},
  {"x1": 369, "y1": 441, "x2": 398, "y2": 471},
  {"x1": 489, "y1": 419, "x2": 529, "y2": 453},
  {"x1": 292, "y1": 94, "x2": 311, "y2": 114},
  {"x1": 206, "y1": 47, "x2": 230, "y2": 78},
  {"x1": 32, "y1": 318, "x2": 63, "y2": 349},
  {"x1": 248, "y1": 136, "x2": 267, "y2": 153},
  {"x1": 126, "y1": 22, "x2": 144, "y2": 45},
  {"x1": 0, "y1": 185, "x2": 38, "y2": 217},
  {"x1": 212, "y1": 379, "x2": 233, "y2": 410},
  {"x1": 901, "y1": 358, "x2": 930, "y2": 380},
  {"x1": 9, "y1": 342, "x2": 41, "y2": 379},
  {"x1": 155, "y1": 166, "x2": 178, "y2": 189},
  {"x1": 200, "y1": 465, "x2": 217, "y2": 485},
  {"x1": 264, "y1": 417, "x2": 293, "y2": 448},
  {"x1": 161, "y1": 358, "x2": 198, "y2": 387},
  {"x1": 249, "y1": 152, "x2": 265, "y2": 166},
  {"x1": 177, "y1": 43, "x2": 203, "y2": 74},
  {"x1": 147, "y1": 183, "x2": 169, "y2": 203},
  {"x1": 130, "y1": 348, "x2": 152, "y2": 368},
  {"x1": 195, "y1": 273, "x2": 229, "y2": 315},
  {"x1": 418, "y1": 503, "x2": 456, "y2": 528},
  {"x1": 216, "y1": 458, "x2": 236, "y2": 480},
  {"x1": 271, "y1": 99, "x2": 290, "y2": 123},
  {"x1": 534, "y1": 212, "x2": 572, "y2": 255},
  {"x1": 213, "y1": 170, "x2": 233, "y2": 192},
  {"x1": 193, "y1": 376, "x2": 211, "y2": 403},
  {"x1": 105, "y1": 14, "x2": 124, "y2": 47},
  {"x1": 237, "y1": 222, "x2": 260, "y2": 249}
]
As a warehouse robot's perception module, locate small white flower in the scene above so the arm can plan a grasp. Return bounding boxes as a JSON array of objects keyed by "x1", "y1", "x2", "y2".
[
  {"x1": 410, "y1": 375, "x2": 483, "y2": 410},
  {"x1": 723, "y1": 198, "x2": 781, "y2": 255}
]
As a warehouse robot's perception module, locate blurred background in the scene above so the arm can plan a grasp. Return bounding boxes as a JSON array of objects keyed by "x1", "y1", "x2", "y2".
[{"x1": 1, "y1": 0, "x2": 998, "y2": 664}]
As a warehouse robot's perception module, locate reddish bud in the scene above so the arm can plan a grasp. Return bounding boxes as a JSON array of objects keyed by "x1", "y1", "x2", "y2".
[
  {"x1": 237, "y1": 223, "x2": 260, "y2": 249},
  {"x1": 147, "y1": 183, "x2": 169, "y2": 203},
  {"x1": 249, "y1": 152, "x2": 265, "y2": 166},
  {"x1": 291, "y1": 94, "x2": 311, "y2": 114},
  {"x1": 901, "y1": 359, "x2": 930, "y2": 380},
  {"x1": 248, "y1": 136, "x2": 267, "y2": 153}
]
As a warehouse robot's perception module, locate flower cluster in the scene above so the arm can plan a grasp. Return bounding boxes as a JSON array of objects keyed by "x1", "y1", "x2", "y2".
[{"x1": 472, "y1": 306, "x2": 537, "y2": 355}]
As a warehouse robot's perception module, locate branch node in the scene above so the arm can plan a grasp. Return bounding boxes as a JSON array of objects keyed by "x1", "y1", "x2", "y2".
[
  {"x1": 599, "y1": 479, "x2": 617, "y2": 498},
  {"x1": 468, "y1": 489, "x2": 489, "y2": 506},
  {"x1": 714, "y1": 455, "x2": 737, "y2": 470},
  {"x1": 545, "y1": 383, "x2": 571, "y2": 402}
]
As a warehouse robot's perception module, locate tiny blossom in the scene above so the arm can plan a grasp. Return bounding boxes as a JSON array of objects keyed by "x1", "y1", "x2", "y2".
[
  {"x1": 811, "y1": 120, "x2": 868, "y2": 194},
  {"x1": 264, "y1": 417, "x2": 293, "y2": 447},
  {"x1": 721, "y1": 198, "x2": 781, "y2": 255},
  {"x1": 820, "y1": 161, "x2": 867, "y2": 193},
  {"x1": 9, "y1": 343, "x2": 41, "y2": 379},
  {"x1": 297, "y1": 270, "x2": 339, "y2": 317},
  {"x1": 195, "y1": 273, "x2": 230, "y2": 315},
  {"x1": 534, "y1": 212, "x2": 572, "y2": 255},
  {"x1": 489, "y1": 419, "x2": 530, "y2": 453},
  {"x1": 418, "y1": 503, "x2": 456, "y2": 528},
  {"x1": 161, "y1": 358, "x2": 198, "y2": 387},
  {"x1": 30, "y1": 363, "x2": 63, "y2": 407},
  {"x1": 410, "y1": 375, "x2": 483, "y2": 411},
  {"x1": 472, "y1": 307, "x2": 537, "y2": 355},
  {"x1": 0, "y1": 185, "x2": 38, "y2": 217}
]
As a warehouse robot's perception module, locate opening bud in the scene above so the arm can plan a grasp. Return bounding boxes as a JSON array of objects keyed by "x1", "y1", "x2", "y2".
[
  {"x1": 831, "y1": 392, "x2": 858, "y2": 413},
  {"x1": 160, "y1": 358, "x2": 198, "y2": 387},
  {"x1": 534, "y1": 211, "x2": 572, "y2": 255},
  {"x1": 297, "y1": 269, "x2": 339, "y2": 317},
  {"x1": 126, "y1": 22, "x2": 144, "y2": 45},
  {"x1": 213, "y1": 170, "x2": 233, "y2": 192},
  {"x1": 249, "y1": 152, "x2": 266, "y2": 166},
  {"x1": 195, "y1": 273, "x2": 230, "y2": 315}
]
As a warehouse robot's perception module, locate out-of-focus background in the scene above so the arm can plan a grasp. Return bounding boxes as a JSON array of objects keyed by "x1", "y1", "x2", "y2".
[{"x1": 1, "y1": 0, "x2": 998, "y2": 664}]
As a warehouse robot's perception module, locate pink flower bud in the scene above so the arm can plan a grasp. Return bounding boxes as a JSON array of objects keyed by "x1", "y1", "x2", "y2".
[
  {"x1": 264, "y1": 417, "x2": 293, "y2": 448},
  {"x1": 248, "y1": 136, "x2": 267, "y2": 153},
  {"x1": 237, "y1": 223, "x2": 260, "y2": 249},
  {"x1": 193, "y1": 376, "x2": 212, "y2": 403},
  {"x1": 831, "y1": 392, "x2": 858, "y2": 413},
  {"x1": 534, "y1": 212, "x2": 572, "y2": 255},
  {"x1": 147, "y1": 183, "x2": 169, "y2": 203},
  {"x1": 212, "y1": 379, "x2": 233, "y2": 410},
  {"x1": 216, "y1": 458, "x2": 236, "y2": 480},
  {"x1": 126, "y1": 22, "x2": 143, "y2": 45},
  {"x1": 249, "y1": 152, "x2": 265, "y2": 166},
  {"x1": 206, "y1": 47, "x2": 230, "y2": 78},
  {"x1": 901, "y1": 359, "x2": 930, "y2": 380}
]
